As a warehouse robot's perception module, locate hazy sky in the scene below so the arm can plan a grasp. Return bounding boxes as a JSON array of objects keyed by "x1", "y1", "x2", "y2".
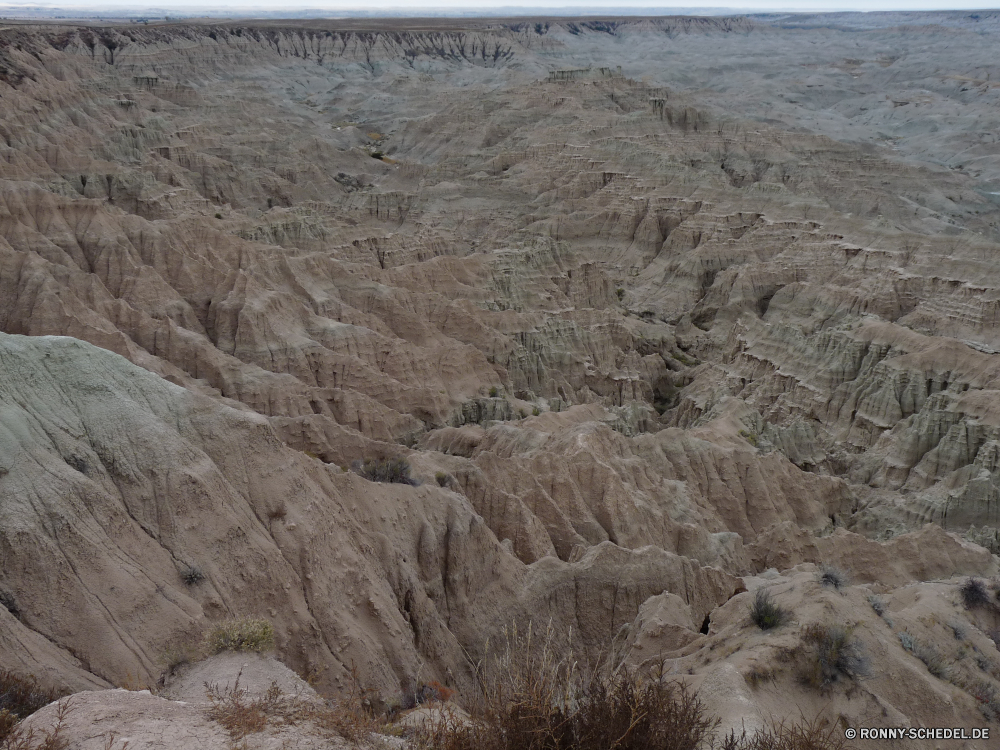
[{"x1": 1, "y1": 0, "x2": 997, "y2": 11}]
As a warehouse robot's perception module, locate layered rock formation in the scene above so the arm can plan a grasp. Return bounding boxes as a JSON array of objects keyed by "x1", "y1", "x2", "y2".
[{"x1": 1, "y1": 11, "x2": 1000, "y2": 747}]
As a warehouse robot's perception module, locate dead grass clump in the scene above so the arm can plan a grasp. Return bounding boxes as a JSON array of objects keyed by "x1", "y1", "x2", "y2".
[
  {"x1": 797, "y1": 623, "x2": 869, "y2": 690},
  {"x1": 205, "y1": 674, "x2": 282, "y2": 741},
  {"x1": 324, "y1": 665, "x2": 389, "y2": 741},
  {"x1": 743, "y1": 665, "x2": 775, "y2": 689},
  {"x1": 413, "y1": 622, "x2": 717, "y2": 750},
  {"x1": 205, "y1": 668, "x2": 363, "y2": 744},
  {"x1": 417, "y1": 680, "x2": 455, "y2": 704},
  {"x1": 204, "y1": 617, "x2": 274, "y2": 655},
  {"x1": 718, "y1": 716, "x2": 846, "y2": 750}
]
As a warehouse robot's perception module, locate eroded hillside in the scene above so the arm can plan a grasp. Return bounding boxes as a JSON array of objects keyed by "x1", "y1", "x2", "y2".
[{"x1": 2, "y1": 12, "x2": 1000, "y2": 748}]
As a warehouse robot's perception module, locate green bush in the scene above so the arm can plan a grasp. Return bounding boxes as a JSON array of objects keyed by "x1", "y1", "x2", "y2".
[
  {"x1": 749, "y1": 588, "x2": 788, "y2": 630},
  {"x1": 205, "y1": 618, "x2": 275, "y2": 654},
  {"x1": 488, "y1": 386, "x2": 499, "y2": 397}
]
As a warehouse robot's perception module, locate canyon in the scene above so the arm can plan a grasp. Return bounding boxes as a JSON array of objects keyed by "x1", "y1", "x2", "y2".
[{"x1": 2, "y1": 10, "x2": 1000, "y2": 748}]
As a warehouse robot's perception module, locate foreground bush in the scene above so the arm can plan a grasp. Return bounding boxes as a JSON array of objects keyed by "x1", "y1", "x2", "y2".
[
  {"x1": 414, "y1": 623, "x2": 716, "y2": 750},
  {"x1": 205, "y1": 617, "x2": 275, "y2": 654},
  {"x1": 411, "y1": 623, "x2": 851, "y2": 750},
  {"x1": 0, "y1": 671, "x2": 63, "y2": 744},
  {"x1": 0, "y1": 702, "x2": 72, "y2": 750},
  {"x1": 719, "y1": 717, "x2": 846, "y2": 750}
]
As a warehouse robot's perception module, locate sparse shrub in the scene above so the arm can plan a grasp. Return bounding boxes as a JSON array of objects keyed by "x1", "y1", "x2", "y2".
[
  {"x1": 961, "y1": 578, "x2": 990, "y2": 610},
  {"x1": 914, "y1": 641, "x2": 947, "y2": 678},
  {"x1": 532, "y1": 406, "x2": 541, "y2": 416},
  {"x1": 160, "y1": 644, "x2": 197, "y2": 681},
  {"x1": 898, "y1": 631, "x2": 916, "y2": 652},
  {"x1": 205, "y1": 664, "x2": 386, "y2": 745},
  {"x1": 616, "y1": 287, "x2": 625, "y2": 301},
  {"x1": 867, "y1": 594, "x2": 886, "y2": 616},
  {"x1": 968, "y1": 678, "x2": 1000, "y2": 722},
  {"x1": 949, "y1": 620, "x2": 967, "y2": 640},
  {"x1": 181, "y1": 566, "x2": 204, "y2": 586},
  {"x1": 749, "y1": 588, "x2": 788, "y2": 631},
  {"x1": 435, "y1": 471, "x2": 451, "y2": 488},
  {"x1": 0, "y1": 700, "x2": 71, "y2": 750},
  {"x1": 416, "y1": 680, "x2": 455, "y2": 704},
  {"x1": 571, "y1": 673, "x2": 716, "y2": 750},
  {"x1": 326, "y1": 663, "x2": 390, "y2": 740},
  {"x1": 743, "y1": 665, "x2": 775, "y2": 689},
  {"x1": 817, "y1": 566, "x2": 847, "y2": 590},
  {"x1": 0, "y1": 670, "x2": 65, "y2": 744},
  {"x1": 719, "y1": 716, "x2": 846, "y2": 750},
  {"x1": 0, "y1": 710, "x2": 18, "y2": 744},
  {"x1": 205, "y1": 672, "x2": 282, "y2": 741},
  {"x1": 204, "y1": 617, "x2": 275, "y2": 655},
  {"x1": 488, "y1": 386, "x2": 498, "y2": 398},
  {"x1": 917, "y1": 645, "x2": 948, "y2": 679},
  {"x1": 356, "y1": 457, "x2": 416, "y2": 485},
  {"x1": 214, "y1": 212, "x2": 222, "y2": 219},
  {"x1": 0, "y1": 670, "x2": 62, "y2": 725},
  {"x1": 898, "y1": 631, "x2": 948, "y2": 678},
  {"x1": 413, "y1": 623, "x2": 717, "y2": 750},
  {"x1": 798, "y1": 623, "x2": 869, "y2": 689}
]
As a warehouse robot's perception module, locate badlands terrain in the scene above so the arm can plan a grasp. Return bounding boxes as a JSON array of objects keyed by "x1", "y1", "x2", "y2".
[{"x1": 3, "y1": 8, "x2": 1000, "y2": 748}]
